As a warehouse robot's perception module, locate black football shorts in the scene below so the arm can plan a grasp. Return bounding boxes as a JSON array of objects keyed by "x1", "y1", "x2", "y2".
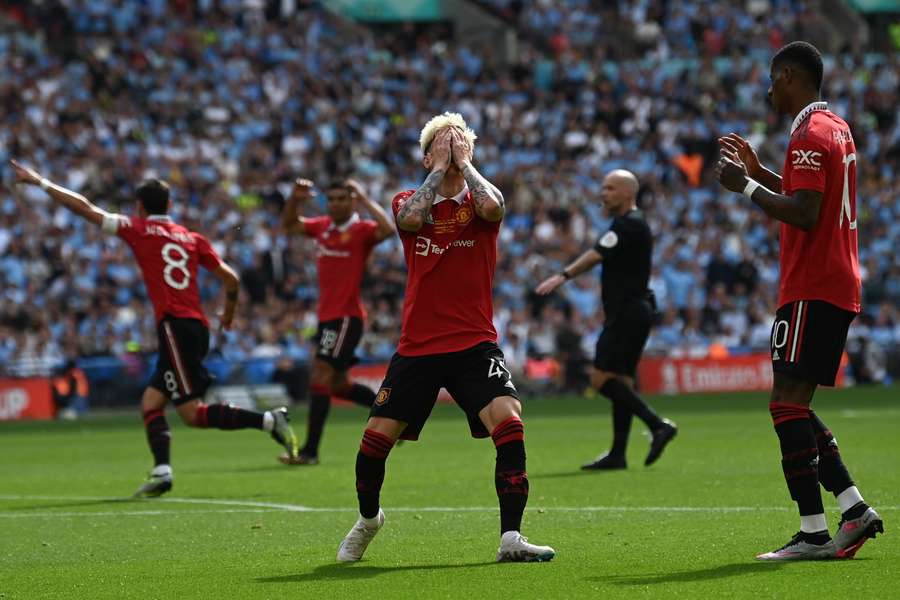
[
  {"x1": 771, "y1": 300, "x2": 855, "y2": 386},
  {"x1": 150, "y1": 316, "x2": 212, "y2": 405},
  {"x1": 370, "y1": 342, "x2": 519, "y2": 441},
  {"x1": 314, "y1": 316, "x2": 364, "y2": 371},
  {"x1": 594, "y1": 299, "x2": 653, "y2": 377}
]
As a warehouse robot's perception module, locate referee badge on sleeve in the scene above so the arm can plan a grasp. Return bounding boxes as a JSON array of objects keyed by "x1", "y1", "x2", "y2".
[
  {"x1": 599, "y1": 231, "x2": 618, "y2": 248},
  {"x1": 375, "y1": 388, "x2": 391, "y2": 406}
]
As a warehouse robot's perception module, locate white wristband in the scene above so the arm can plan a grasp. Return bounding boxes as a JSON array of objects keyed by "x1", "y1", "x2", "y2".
[
  {"x1": 39, "y1": 178, "x2": 51, "y2": 191},
  {"x1": 742, "y1": 179, "x2": 760, "y2": 199}
]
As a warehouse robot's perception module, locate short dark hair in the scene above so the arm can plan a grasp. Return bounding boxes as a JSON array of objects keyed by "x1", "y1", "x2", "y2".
[
  {"x1": 135, "y1": 179, "x2": 170, "y2": 214},
  {"x1": 326, "y1": 180, "x2": 349, "y2": 193},
  {"x1": 772, "y1": 41, "x2": 824, "y2": 91}
]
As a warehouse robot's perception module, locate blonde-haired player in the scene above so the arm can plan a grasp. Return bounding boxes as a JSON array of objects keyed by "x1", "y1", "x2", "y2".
[{"x1": 336, "y1": 113, "x2": 555, "y2": 563}]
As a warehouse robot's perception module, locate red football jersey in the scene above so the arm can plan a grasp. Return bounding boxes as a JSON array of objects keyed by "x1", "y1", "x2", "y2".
[
  {"x1": 392, "y1": 185, "x2": 499, "y2": 356},
  {"x1": 304, "y1": 214, "x2": 379, "y2": 322},
  {"x1": 103, "y1": 214, "x2": 222, "y2": 325},
  {"x1": 779, "y1": 102, "x2": 861, "y2": 313}
]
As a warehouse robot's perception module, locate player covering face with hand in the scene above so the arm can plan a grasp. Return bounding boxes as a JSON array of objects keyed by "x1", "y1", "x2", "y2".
[
  {"x1": 335, "y1": 113, "x2": 555, "y2": 563},
  {"x1": 10, "y1": 160, "x2": 298, "y2": 497},
  {"x1": 716, "y1": 41, "x2": 882, "y2": 561}
]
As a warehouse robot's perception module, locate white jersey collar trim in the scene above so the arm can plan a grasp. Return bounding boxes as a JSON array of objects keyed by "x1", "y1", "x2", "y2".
[
  {"x1": 432, "y1": 183, "x2": 469, "y2": 206},
  {"x1": 328, "y1": 212, "x2": 360, "y2": 233},
  {"x1": 147, "y1": 215, "x2": 172, "y2": 222},
  {"x1": 790, "y1": 101, "x2": 828, "y2": 135}
]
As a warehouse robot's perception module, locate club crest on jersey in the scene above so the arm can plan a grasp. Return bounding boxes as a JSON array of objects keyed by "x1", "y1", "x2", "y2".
[
  {"x1": 456, "y1": 205, "x2": 473, "y2": 225},
  {"x1": 375, "y1": 388, "x2": 391, "y2": 406},
  {"x1": 341, "y1": 232, "x2": 351, "y2": 243}
]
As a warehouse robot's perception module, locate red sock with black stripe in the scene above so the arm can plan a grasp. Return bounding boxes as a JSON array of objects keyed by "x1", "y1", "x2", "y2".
[
  {"x1": 193, "y1": 403, "x2": 264, "y2": 430},
  {"x1": 769, "y1": 402, "x2": 825, "y2": 520},
  {"x1": 492, "y1": 416, "x2": 529, "y2": 534},
  {"x1": 356, "y1": 429, "x2": 395, "y2": 518},
  {"x1": 142, "y1": 408, "x2": 171, "y2": 466},
  {"x1": 302, "y1": 384, "x2": 331, "y2": 457}
]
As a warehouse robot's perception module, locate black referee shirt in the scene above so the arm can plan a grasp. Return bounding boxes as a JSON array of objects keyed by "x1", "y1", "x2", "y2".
[{"x1": 594, "y1": 209, "x2": 653, "y2": 319}]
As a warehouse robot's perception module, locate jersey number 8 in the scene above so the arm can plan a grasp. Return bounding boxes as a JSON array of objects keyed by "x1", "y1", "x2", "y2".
[{"x1": 162, "y1": 243, "x2": 190, "y2": 290}]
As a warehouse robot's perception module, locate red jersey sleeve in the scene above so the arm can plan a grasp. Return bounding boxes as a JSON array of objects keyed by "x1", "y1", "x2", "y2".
[
  {"x1": 360, "y1": 219, "x2": 380, "y2": 247},
  {"x1": 391, "y1": 190, "x2": 416, "y2": 236},
  {"x1": 303, "y1": 216, "x2": 331, "y2": 237},
  {"x1": 194, "y1": 233, "x2": 224, "y2": 271},
  {"x1": 101, "y1": 213, "x2": 142, "y2": 244},
  {"x1": 786, "y1": 132, "x2": 830, "y2": 193}
]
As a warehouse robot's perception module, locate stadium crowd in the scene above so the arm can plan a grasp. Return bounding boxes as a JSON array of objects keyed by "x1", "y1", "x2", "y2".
[{"x1": 0, "y1": 0, "x2": 897, "y2": 385}]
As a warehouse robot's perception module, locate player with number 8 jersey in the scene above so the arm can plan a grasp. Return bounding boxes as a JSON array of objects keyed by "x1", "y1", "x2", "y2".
[{"x1": 10, "y1": 161, "x2": 299, "y2": 498}]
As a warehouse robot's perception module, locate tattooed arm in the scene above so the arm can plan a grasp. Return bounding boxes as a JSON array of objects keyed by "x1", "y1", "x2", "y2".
[
  {"x1": 450, "y1": 129, "x2": 504, "y2": 222},
  {"x1": 396, "y1": 129, "x2": 452, "y2": 232},
  {"x1": 395, "y1": 168, "x2": 445, "y2": 232}
]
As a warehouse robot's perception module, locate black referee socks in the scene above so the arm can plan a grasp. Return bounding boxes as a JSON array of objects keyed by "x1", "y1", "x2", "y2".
[{"x1": 599, "y1": 378, "x2": 664, "y2": 431}]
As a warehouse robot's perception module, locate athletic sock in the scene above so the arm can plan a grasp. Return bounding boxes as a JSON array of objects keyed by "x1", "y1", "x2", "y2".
[
  {"x1": 142, "y1": 408, "x2": 171, "y2": 466},
  {"x1": 610, "y1": 401, "x2": 633, "y2": 458},
  {"x1": 599, "y1": 378, "x2": 663, "y2": 431},
  {"x1": 808, "y1": 411, "x2": 855, "y2": 498},
  {"x1": 302, "y1": 384, "x2": 331, "y2": 456},
  {"x1": 800, "y1": 513, "x2": 828, "y2": 535},
  {"x1": 356, "y1": 429, "x2": 394, "y2": 519},
  {"x1": 769, "y1": 402, "x2": 825, "y2": 519},
  {"x1": 492, "y1": 416, "x2": 529, "y2": 535},
  {"x1": 334, "y1": 382, "x2": 376, "y2": 407},
  {"x1": 837, "y1": 487, "x2": 867, "y2": 519},
  {"x1": 193, "y1": 403, "x2": 264, "y2": 430}
]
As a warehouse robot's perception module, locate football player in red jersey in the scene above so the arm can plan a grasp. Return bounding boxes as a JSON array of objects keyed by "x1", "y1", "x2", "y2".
[
  {"x1": 335, "y1": 113, "x2": 555, "y2": 563},
  {"x1": 280, "y1": 178, "x2": 394, "y2": 464},
  {"x1": 11, "y1": 160, "x2": 299, "y2": 497},
  {"x1": 716, "y1": 42, "x2": 882, "y2": 561}
]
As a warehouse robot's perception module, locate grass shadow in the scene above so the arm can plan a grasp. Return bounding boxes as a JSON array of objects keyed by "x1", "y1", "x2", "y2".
[
  {"x1": 529, "y1": 469, "x2": 625, "y2": 480},
  {"x1": 256, "y1": 560, "x2": 497, "y2": 583},
  {"x1": 1, "y1": 498, "x2": 134, "y2": 511},
  {"x1": 588, "y1": 561, "x2": 784, "y2": 585}
]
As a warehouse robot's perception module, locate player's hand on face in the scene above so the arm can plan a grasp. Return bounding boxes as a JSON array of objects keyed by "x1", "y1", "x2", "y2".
[
  {"x1": 429, "y1": 129, "x2": 452, "y2": 171},
  {"x1": 291, "y1": 178, "x2": 315, "y2": 201},
  {"x1": 344, "y1": 178, "x2": 365, "y2": 199},
  {"x1": 716, "y1": 153, "x2": 749, "y2": 193},
  {"x1": 9, "y1": 159, "x2": 42, "y2": 186},
  {"x1": 717, "y1": 133, "x2": 761, "y2": 176},
  {"x1": 449, "y1": 128, "x2": 473, "y2": 168},
  {"x1": 535, "y1": 274, "x2": 567, "y2": 296},
  {"x1": 218, "y1": 311, "x2": 234, "y2": 332}
]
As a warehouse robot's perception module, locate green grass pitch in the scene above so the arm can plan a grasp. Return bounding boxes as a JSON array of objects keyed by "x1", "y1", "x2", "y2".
[{"x1": 1, "y1": 386, "x2": 897, "y2": 599}]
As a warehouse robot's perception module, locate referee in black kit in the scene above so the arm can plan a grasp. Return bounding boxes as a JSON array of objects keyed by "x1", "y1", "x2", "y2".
[{"x1": 535, "y1": 169, "x2": 677, "y2": 470}]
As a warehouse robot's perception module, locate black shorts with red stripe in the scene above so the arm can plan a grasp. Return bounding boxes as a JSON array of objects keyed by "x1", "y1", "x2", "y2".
[
  {"x1": 150, "y1": 316, "x2": 212, "y2": 405},
  {"x1": 770, "y1": 300, "x2": 856, "y2": 386},
  {"x1": 314, "y1": 316, "x2": 363, "y2": 371}
]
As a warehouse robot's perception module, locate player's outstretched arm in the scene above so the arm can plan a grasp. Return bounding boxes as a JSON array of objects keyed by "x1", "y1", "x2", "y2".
[
  {"x1": 718, "y1": 133, "x2": 782, "y2": 191},
  {"x1": 10, "y1": 160, "x2": 110, "y2": 226},
  {"x1": 346, "y1": 178, "x2": 395, "y2": 242},
  {"x1": 281, "y1": 178, "x2": 315, "y2": 235},
  {"x1": 212, "y1": 262, "x2": 240, "y2": 331},
  {"x1": 716, "y1": 154, "x2": 823, "y2": 231},
  {"x1": 535, "y1": 249, "x2": 602, "y2": 295},
  {"x1": 451, "y1": 129, "x2": 504, "y2": 222},
  {"x1": 396, "y1": 130, "x2": 452, "y2": 232}
]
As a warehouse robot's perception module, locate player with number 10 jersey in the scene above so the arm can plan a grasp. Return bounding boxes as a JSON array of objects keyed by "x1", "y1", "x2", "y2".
[{"x1": 10, "y1": 161, "x2": 298, "y2": 497}]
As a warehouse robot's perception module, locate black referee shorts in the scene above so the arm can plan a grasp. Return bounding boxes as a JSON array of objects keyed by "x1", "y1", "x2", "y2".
[
  {"x1": 149, "y1": 316, "x2": 212, "y2": 405},
  {"x1": 771, "y1": 300, "x2": 855, "y2": 386},
  {"x1": 370, "y1": 342, "x2": 519, "y2": 441},
  {"x1": 594, "y1": 300, "x2": 653, "y2": 378}
]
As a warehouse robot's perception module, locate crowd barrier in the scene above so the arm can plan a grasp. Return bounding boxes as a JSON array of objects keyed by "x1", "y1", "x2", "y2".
[{"x1": 0, "y1": 378, "x2": 55, "y2": 421}]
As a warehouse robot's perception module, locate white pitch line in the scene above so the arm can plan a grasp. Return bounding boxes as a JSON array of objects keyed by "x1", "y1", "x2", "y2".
[
  {"x1": 1, "y1": 495, "x2": 897, "y2": 517},
  {"x1": 0, "y1": 509, "x2": 278, "y2": 519}
]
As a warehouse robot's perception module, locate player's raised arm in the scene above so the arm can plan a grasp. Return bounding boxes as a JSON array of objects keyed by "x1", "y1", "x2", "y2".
[
  {"x1": 452, "y1": 129, "x2": 504, "y2": 222},
  {"x1": 396, "y1": 129, "x2": 452, "y2": 232},
  {"x1": 718, "y1": 133, "x2": 783, "y2": 191},
  {"x1": 10, "y1": 159, "x2": 111, "y2": 226},
  {"x1": 535, "y1": 248, "x2": 603, "y2": 296},
  {"x1": 346, "y1": 178, "x2": 395, "y2": 241},
  {"x1": 716, "y1": 152, "x2": 823, "y2": 231},
  {"x1": 281, "y1": 178, "x2": 316, "y2": 235}
]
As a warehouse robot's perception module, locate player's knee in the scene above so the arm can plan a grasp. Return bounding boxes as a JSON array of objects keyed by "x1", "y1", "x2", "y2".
[
  {"x1": 175, "y1": 402, "x2": 202, "y2": 427},
  {"x1": 482, "y1": 395, "x2": 522, "y2": 430},
  {"x1": 770, "y1": 372, "x2": 815, "y2": 405},
  {"x1": 310, "y1": 361, "x2": 333, "y2": 387},
  {"x1": 591, "y1": 370, "x2": 615, "y2": 390},
  {"x1": 364, "y1": 417, "x2": 405, "y2": 441},
  {"x1": 330, "y1": 372, "x2": 350, "y2": 394}
]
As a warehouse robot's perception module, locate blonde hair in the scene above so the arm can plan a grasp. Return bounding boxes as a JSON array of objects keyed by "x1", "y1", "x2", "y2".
[{"x1": 419, "y1": 112, "x2": 477, "y2": 154}]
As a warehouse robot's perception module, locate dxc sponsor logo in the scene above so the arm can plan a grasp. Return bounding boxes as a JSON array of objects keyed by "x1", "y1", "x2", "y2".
[{"x1": 791, "y1": 149, "x2": 822, "y2": 168}]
